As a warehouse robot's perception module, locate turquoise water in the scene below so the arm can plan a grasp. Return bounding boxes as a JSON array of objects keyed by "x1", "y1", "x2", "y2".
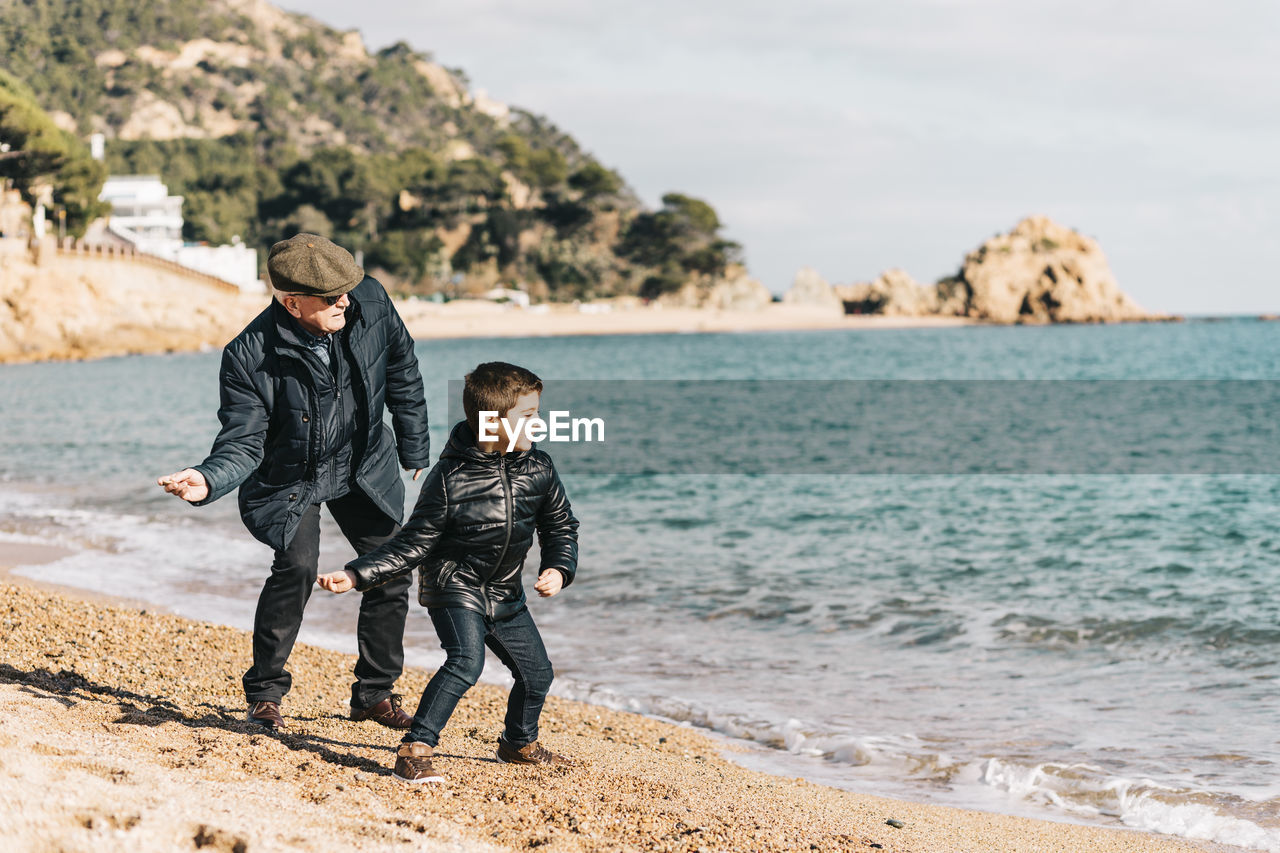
[{"x1": 2, "y1": 320, "x2": 1279, "y2": 849}]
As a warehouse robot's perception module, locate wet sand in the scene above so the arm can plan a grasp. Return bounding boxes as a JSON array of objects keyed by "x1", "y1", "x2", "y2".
[
  {"x1": 0, "y1": 579, "x2": 1244, "y2": 853},
  {"x1": 0, "y1": 540, "x2": 169, "y2": 612}
]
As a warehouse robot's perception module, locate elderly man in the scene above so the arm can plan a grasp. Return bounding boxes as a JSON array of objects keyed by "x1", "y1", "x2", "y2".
[{"x1": 158, "y1": 233, "x2": 430, "y2": 732}]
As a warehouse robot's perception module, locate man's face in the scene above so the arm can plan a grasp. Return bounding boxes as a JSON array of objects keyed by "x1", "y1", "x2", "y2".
[
  {"x1": 282, "y1": 291, "x2": 350, "y2": 336},
  {"x1": 499, "y1": 391, "x2": 541, "y2": 452}
]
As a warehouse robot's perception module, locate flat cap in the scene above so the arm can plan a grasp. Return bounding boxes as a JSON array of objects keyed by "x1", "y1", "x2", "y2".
[{"x1": 267, "y1": 233, "x2": 364, "y2": 297}]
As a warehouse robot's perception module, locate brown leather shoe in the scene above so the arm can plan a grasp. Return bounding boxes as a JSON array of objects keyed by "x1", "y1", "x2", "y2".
[
  {"x1": 393, "y1": 742, "x2": 444, "y2": 784},
  {"x1": 351, "y1": 693, "x2": 413, "y2": 729},
  {"x1": 247, "y1": 701, "x2": 285, "y2": 731},
  {"x1": 496, "y1": 737, "x2": 574, "y2": 766}
]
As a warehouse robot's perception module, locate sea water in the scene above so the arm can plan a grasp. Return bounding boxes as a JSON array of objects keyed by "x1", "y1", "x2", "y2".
[{"x1": 2, "y1": 320, "x2": 1279, "y2": 849}]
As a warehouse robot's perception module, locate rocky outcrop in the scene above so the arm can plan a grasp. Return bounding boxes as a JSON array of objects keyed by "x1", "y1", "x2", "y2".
[
  {"x1": 831, "y1": 217, "x2": 1157, "y2": 324},
  {"x1": 835, "y1": 269, "x2": 940, "y2": 317},
  {"x1": 782, "y1": 267, "x2": 842, "y2": 310},
  {"x1": 0, "y1": 238, "x2": 264, "y2": 363},
  {"x1": 704, "y1": 270, "x2": 774, "y2": 311},
  {"x1": 937, "y1": 216, "x2": 1150, "y2": 324},
  {"x1": 658, "y1": 266, "x2": 774, "y2": 311}
]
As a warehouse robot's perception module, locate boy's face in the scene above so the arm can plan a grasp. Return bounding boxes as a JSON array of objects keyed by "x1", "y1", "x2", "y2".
[{"x1": 497, "y1": 391, "x2": 541, "y2": 452}]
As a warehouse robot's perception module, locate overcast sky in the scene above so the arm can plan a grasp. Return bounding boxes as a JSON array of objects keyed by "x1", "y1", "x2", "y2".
[{"x1": 285, "y1": 0, "x2": 1277, "y2": 313}]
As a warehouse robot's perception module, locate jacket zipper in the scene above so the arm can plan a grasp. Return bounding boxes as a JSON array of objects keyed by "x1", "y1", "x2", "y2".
[
  {"x1": 332, "y1": 334, "x2": 342, "y2": 497},
  {"x1": 279, "y1": 349, "x2": 318, "y2": 508},
  {"x1": 487, "y1": 455, "x2": 514, "y2": 621}
]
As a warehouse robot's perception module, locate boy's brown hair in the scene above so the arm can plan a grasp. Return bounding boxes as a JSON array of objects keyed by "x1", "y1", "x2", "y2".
[{"x1": 463, "y1": 362, "x2": 543, "y2": 436}]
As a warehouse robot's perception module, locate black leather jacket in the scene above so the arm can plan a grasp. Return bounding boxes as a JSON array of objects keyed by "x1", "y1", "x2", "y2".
[{"x1": 347, "y1": 420, "x2": 579, "y2": 621}]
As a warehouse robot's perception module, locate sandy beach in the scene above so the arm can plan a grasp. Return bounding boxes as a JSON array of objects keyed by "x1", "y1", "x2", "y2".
[
  {"x1": 0, "y1": 297, "x2": 977, "y2": 366},
  {"x1": 396, "y1": 300, "x2": 977, "y2": 340},
  {"x1": 0, "y1": 542, "x2": 1244, "y2": 853}
]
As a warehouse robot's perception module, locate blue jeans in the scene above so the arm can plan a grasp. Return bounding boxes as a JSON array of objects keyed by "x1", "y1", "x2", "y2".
[{"x1": 406, "y1": 605, "x2": 554, "y2": 748}]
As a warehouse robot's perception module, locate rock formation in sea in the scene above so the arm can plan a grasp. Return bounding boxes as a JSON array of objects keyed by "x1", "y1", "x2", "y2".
[
  {"x1": 658, "y1": 266, "x2": 774, "y2": 311},
  {"x1": 936, "y1": 216, "x2": 1150, "y2": 324},
  {"x1": 835, "y1": 269, "x2": 940, "y2": 317},
  {"x1": 783, "y1": 216, "x2": 1158, "y2": 324}
]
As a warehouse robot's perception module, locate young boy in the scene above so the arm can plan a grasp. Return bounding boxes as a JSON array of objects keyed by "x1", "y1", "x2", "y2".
[{"x1": 317, "y1": 361, "x2": 579, "y2": 784}]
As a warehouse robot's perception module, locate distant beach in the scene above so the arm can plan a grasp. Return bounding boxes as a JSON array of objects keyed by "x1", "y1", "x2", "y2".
[{"x1": 397, "y1": 299, "x2": 977, "y2": 340}]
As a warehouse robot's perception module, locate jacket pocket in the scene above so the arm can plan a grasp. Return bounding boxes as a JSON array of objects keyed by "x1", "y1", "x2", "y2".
[{"x1": 418, "y1": 558, "x2": 459, "y2": 598}]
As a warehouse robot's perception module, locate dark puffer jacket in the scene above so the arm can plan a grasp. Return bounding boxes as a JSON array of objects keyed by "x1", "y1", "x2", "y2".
[
  {"x1": 191, "y1": 276, "x2": 430, "y2": 550},
  {"x1": 347, "y1": 420, "x2": 579, "y2": 621}
]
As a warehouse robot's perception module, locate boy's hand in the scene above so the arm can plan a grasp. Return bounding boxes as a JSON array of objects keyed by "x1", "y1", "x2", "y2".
[
  {"x1": 534, "y1": 569, "x2": 563, "y2": 598},
  {"x1": 317, "y1": 570, "x2": 357, "y2": 594}
]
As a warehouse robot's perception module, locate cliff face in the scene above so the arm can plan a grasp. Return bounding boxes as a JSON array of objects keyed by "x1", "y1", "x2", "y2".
[
  {"x1": 0, "y1": 238, "x2": 263, "y2": 363},
  {"x1": 793, "y1": 217, "x2": 1157, "y2": 324}
]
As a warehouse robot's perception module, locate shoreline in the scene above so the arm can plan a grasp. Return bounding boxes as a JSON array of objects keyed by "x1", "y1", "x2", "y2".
[
  {"x1": 0, "y1": 539, "x2": 173, "y2": 614},
  {"x1": 0, "y1": 561, "x2": 1245, "y2": 852},
  {"x1": 396, "y1": 301, "x2": 979, "y2": 340},
  {"x1": 7, "y1": 300, "x2": 1278, "y2": 367}
]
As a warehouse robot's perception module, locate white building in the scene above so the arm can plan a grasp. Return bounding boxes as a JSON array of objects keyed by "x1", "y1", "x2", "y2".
[
  {"x1": 176, "y1": 237, "x2": 261, "y2": 293},
  {"x1": 97, "y1": 174, "x2": 263, "y2": 294},
  {"x1": 98, "y1": 175, "x2": 184, "y2": 255}
]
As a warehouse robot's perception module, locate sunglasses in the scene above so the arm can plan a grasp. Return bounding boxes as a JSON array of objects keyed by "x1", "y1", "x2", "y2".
[{"x1": 288, "y1": 292, "x2": 344, "y2": 306}]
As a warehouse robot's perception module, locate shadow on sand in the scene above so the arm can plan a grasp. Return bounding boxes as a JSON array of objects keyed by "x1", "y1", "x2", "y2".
[{"x1": 0, "y1": 663, "x2": 427, "y2": 776}]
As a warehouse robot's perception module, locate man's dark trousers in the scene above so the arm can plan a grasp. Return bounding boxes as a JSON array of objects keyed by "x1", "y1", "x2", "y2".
[{"x1": 243, "y1": 488, "x2": 411, "y2": 710}]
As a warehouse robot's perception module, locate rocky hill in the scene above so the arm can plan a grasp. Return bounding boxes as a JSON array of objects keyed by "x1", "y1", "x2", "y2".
[
  {"x1": 787, "y1": 217, "x2": 1157, "y2": 324},
  {"x1": 0, "y1": 0, "x2": 741, "y2": 303},
  {"x1": 1, "y1": 0, "x2": 544, "y2": 159}
]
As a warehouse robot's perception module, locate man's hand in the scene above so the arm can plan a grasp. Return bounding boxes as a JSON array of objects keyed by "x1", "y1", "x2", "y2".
[
  {"x1": 534, "y1": 569, "x2": 563, "y2": 598},
  {"x1": 157, "y1": 468, "x2": 209, "y2": 502},
  {"x1": 407, "y1": 467, "x2": 423, "y2": 482},
  {"x1": 317, "y1": 570, "x2": 357, "y2": 594}
]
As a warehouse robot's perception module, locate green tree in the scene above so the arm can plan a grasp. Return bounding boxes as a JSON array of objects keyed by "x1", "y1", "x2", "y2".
[
  {"x1": 660, "y1": 192, "x2": 720, "y2": 234},
  {"x1": 618, "y1": 192, "x2": 740, "y2": 283},
  {"x1": 568, "y1": 161, "x2": 622, "y2": 200},
  {"x1": 496, "y1": 134, "x2": 531, "y2": 174},
  {"x1": 526, "y1": 147, "x2": 567, "y2": 189},
  {"x1": 276, "y1": 204, "x2": 334, "y2": 240},
  {"x1": 109, "y1": 133, "x2": 277, "y2": 244},
  {"x1": 367, "y1": 227, "x2": 444, "y2": 285},
  {"x1": 0, "y1": 69, "x2": 106, "y2": 235},
  {"x1": 495, "y1": 134, "x2": 566, "y2": 190}
]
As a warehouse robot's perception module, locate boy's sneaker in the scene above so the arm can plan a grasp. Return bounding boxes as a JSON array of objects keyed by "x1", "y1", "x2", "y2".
[
  {"x1": 393, "y1": 742, "x2": 445, "y2": 784},
  {"x1": 496, "y1": 737, "x2": 574, "y2": 766}
]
